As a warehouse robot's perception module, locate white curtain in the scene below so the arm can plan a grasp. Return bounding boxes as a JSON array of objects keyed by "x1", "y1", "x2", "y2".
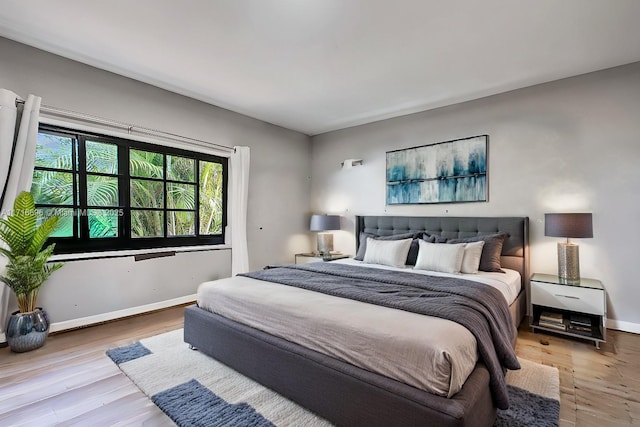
[
  {"x1": 0, "y1": 89, "x2": 41, "y2": 342},
  {"x1": 230, "y1": 146, "x2": 250, "y2": 276}
]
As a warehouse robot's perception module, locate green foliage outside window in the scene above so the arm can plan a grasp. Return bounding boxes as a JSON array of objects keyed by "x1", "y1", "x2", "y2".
[
  {"x1": 31, "y1": 133, "x2": 75, "y2": 237},
  {"x1": 199, "y1": 160, "x2": 224, "y2": 235},
  {"x1": 30, "y1": 127, "x2": 226, "y2": 252}
]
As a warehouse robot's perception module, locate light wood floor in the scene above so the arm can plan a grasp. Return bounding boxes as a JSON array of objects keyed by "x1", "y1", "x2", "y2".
[
  {"x1": 0, "y1": 306, "x2": 185, "y2": 426},
  {"x1": 1, "y1": 307, "x2": 638, "y2": 427},
  {"x1": 516, "y1": 324, "x2": 640, "y2": 427}
]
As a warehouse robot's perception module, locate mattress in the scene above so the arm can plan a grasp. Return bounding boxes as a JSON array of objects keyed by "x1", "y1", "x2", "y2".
[{"x1": 197, "y1": 262, "x2": 521, "y2": 399}]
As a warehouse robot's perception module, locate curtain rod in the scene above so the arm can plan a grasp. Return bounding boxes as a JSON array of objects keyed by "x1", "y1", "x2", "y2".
[{"x1": 15, "y1": 97, "x2": 235, "y2": 153}]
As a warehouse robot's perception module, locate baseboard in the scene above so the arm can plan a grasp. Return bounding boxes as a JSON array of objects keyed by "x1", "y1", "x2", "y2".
[
  {"x1": 0, "y1": 294, "x2": 196, "y2": 344},
  {"x1": 607, "y1": 318, "x2": 640, "y2": 335},
  {"x1": 49, "y1": 294, "x2": 196, "y2": 333}
]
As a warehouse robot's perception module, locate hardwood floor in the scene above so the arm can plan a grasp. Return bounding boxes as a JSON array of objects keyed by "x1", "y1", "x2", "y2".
[
  {"x1": 515, "y1": 323, "x2": 640, "y2": 427},
  {"x1": 0, "y1": 305, "x2": 186, "y2": 426},
  {"x1": 1, "y1": 307, "x2": 638, "y2": 426}
]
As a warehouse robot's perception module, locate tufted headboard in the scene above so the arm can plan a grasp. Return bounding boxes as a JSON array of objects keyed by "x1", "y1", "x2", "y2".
[{"x1": 355, "y1": 215, "x2": 530, "y2": 288}]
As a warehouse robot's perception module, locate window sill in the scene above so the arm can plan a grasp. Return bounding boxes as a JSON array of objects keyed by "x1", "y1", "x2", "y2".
[{"x1": 49, "y1": 244, "x2": 232, "y2": 262}]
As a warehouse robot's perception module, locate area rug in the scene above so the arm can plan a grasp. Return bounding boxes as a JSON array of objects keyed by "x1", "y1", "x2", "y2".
[{"x1": 107, "y1": 329, "x2": 560, "y2": 427}]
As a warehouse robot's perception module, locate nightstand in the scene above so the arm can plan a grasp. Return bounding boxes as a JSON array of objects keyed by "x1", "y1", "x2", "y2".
[
  {"x1": 530, "y1": 273, "x2": 606, "y2": 348},
  {"x1": 294, "y1": 253, "x2": 350, "y2": 264}
]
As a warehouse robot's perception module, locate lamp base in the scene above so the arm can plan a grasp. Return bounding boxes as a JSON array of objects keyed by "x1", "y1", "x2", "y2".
[
  {"x1": 317, "y1": 233, "x2": 334, "y2": 255},
  {"x1": 558, "y1": 242, "x2": 580, "y2": 283}
]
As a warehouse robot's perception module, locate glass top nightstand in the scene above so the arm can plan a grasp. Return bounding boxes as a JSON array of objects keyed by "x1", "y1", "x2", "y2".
[
  {"x1": 531, "y1": 273, "x2": 603, "y2": 290},
  {"x1": 295, "y1": 253, "x2": 350, "y2": 264},
  {"x1": 530, "y1": 273, "x2": 606, "y2": 348}
]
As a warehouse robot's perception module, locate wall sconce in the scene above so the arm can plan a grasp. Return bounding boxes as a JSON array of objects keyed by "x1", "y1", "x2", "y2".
[
  {"x1": 545, "y1": 213, "x2": 593, "y2": 283},
  {"x1": 309, "y1": 214, "x2": 341, "y2": 255},
  {"x1": 341, "y1": 158, "x2": 363, "y2": 169}
]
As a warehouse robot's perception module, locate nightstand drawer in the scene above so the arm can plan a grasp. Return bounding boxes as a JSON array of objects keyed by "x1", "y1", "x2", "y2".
[
  {"x1": 296, "y1": 256, "x2": 322, "y2": 264},
  {"x1": 531, "y1": 281, "x2": 604, "y2": 315}
]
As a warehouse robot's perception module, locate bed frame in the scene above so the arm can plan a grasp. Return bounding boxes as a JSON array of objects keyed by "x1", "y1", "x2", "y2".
[{"x1": 184, "y1": 215, "x2": 529, "y2": 427}]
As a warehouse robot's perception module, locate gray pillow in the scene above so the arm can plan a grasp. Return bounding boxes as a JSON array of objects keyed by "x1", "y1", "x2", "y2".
[
  {"x1": 424, "y1": 233, "x2": 448, "y2": 243},
  {"x1": 421, "y1": 234, "x2": 437, "y2": 243},
  {"x1": 407, "y1": 234, "x2": 434, "y2": 265},
  {"x1": 355, "y1": 232, "x2": 419, "y2": 264},
  {"x1": 447, "y1": 233, "x2": 508, "y2": 273}
]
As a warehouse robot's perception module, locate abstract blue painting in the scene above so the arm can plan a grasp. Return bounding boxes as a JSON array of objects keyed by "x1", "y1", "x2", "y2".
[{"x1": 386, "y1": 135, "x2": 488, "y2": 204}]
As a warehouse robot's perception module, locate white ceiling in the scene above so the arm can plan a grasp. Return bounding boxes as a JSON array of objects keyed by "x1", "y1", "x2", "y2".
[{"x1": 1, "y1": 1, "x2": 639, "y2": 136}]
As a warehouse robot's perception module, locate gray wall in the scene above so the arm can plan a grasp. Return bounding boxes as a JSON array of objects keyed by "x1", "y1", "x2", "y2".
[
  {"x1": 0, "y1": 37, "x2": 312, "y2": 323},
  {"x1": 3, "y1": 34, "x2": 639, "y2": 332},
  {"x1": 311, "y1": 62, "x2": 640, "y2": 330}
]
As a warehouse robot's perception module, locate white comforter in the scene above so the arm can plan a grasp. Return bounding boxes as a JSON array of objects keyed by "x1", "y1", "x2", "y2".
[{"x1": 197, "y1": 261, "x2": 520, "y2": 398}]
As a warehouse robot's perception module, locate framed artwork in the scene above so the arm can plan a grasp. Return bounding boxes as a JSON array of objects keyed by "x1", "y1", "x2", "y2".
[{"x1": 386, "y1": 135, "x2": 488, "y2": 205}]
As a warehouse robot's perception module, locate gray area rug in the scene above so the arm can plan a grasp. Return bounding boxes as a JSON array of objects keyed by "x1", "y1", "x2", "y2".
[{"x1": 107, "y1": 329, "x2": 560, "y2": 427}]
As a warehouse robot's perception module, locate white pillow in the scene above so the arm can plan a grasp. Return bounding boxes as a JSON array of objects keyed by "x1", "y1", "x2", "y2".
[
  {"x1": 460, "y1": 241, "x2": 485, "y2": 274},
  {"x1": 363, "y1": 237, "x2": 413, "y2": 268},
  {"x1": 414, "y1": 240, "x2": 465, "y2": 274}
]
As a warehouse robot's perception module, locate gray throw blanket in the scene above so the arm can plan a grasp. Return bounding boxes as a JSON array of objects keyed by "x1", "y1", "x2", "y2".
[{"x1": 241, "y1": 262, "x2": 520, "y2": 410}]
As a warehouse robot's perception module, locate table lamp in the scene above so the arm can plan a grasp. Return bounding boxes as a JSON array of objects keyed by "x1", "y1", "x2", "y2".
[
  {"x1": 544, "y1": 213, "x2": 593, "y2": 283},
  {"x1": 309, "y1": 214, "x2": 341, "y2": 255}
]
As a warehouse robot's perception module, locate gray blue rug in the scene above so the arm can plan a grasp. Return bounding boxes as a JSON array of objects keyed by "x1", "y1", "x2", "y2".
[
  {"x1": 153, "y1": 379, "x2": 274, "y2": 427},
  {"x1": 107, "y1": 329, "x2": 560, "y2": 427}
]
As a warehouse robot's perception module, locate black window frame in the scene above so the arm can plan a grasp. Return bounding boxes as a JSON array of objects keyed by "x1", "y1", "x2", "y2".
[{"x1": 34, "y1": 124, "x2": 228, "y2": 254}]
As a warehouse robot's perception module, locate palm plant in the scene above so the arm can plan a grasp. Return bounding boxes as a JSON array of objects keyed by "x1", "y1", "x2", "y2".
[{"x1": 0, "y1": 191, "x2": 63, "y2": 313}]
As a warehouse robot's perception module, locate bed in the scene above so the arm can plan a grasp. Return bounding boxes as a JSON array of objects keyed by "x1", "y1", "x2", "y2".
[{"x1": 184, "y1": 215, "x2": 529, "y2": 427}]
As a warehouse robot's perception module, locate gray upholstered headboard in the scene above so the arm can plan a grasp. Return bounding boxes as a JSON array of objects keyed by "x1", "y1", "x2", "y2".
[{"x1": 355, "y1": 216, "x2": 530, "y2": 287}]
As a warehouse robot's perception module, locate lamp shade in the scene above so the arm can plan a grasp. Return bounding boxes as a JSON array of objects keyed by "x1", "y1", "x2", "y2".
[
  {"x1": 545, "y1": 213, "x2": 593, "y2": 238},
  {"x1": 310, "y1": 214, "x2": 341, "y2": 231}
]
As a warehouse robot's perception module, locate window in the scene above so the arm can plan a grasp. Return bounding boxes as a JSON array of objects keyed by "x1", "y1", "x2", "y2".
[{"x1": 31, "y1": 125, "x2": 227, "y2": 254}]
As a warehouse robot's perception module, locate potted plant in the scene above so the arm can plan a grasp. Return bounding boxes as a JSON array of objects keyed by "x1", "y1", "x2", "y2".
[{"x1": 0, "y1": 191, "x2": 63, "y2": 352}]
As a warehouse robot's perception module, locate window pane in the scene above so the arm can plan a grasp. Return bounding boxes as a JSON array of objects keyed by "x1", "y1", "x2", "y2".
[
  {"x1": 86, "y1": 141, "x2": 118, "y2": 174},
  {"x1": 167, "y1": 155, "x2": 195, "y2": 183},
  {"x1": 36, "y1": 208, "x2": 74, "y2": 238},
  {"x1": 167, "y1": 182, "x2": 195, "y2": 209},
  {"x1": 31, "y1": 170, "x2": 74, "y2": 205},
  {"x1": 130, "y1": 179, "x2": 163, "y2": 208},
  {"x1": 88, "y1": 208, "x2": 119, "y2": 238},
  {"x1": 87, "y1": 175, "x2": 119, "y2": 207},
  {"x1": 131, "y1": 210, "x2": 164, "y2": 238},
  {"x1": 199, "y1": 161, "x2": 223, "y2": 235},
  {"x1": 35, "y1": 133, "x2": 73, "y2": 170},
  {"x1": 130, "y1": 149, "x2": 163, "y2": 178},
  {"x1": 167, "y1": 211, "x2": 195, "y2": 236}
]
